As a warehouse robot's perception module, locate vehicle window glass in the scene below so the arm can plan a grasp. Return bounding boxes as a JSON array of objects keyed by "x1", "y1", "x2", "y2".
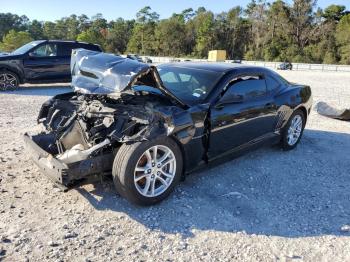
[
  {"x1": 161, "y1": 72, "x2": 178, "y2": 83},
  {"x1": 158, "y1": 66, "x2": 221, "y2": 105},
  {"x1": 12, "y1": 41, "x2": 44, "y2": 55},
  {"x1": 227, "y1": 76, "x2": 266, "y2": 100},
  {"x1": 58, "y1": 43, "x2": 75, "y2": 56},
  {"x1": 179, "y1": 73, "x2": 191, "y2": 82},
  {"x1": 32, "y1": 44, "x2": 57, "y2": 57},
  {"x1": 265, "y1": 75, "x2": 280, "y2": 92}
]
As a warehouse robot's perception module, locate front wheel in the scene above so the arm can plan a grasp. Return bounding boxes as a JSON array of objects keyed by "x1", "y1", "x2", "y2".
[
  {"x1": 0, "y1": 70, "x2": 19, "y2": 91},
  {"x1": 112, "y1": 137, "x2": 183, "y2": 205},
  {"x1": 281, "y1": 109, "x2": 305, "y2": 150}
]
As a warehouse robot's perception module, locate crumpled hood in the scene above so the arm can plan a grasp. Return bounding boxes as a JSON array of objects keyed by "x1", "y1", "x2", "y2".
[
  {"x1": 71, "y1": 49, "x2": 185, "y2": 107},
  {"x1": 71, "y1": 49, "x2": 152, "y2": 94}
]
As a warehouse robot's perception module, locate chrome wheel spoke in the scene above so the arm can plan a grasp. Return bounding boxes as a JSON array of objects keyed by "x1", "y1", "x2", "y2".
[
  {"x1": 142, "y1": 177, "x2": 151, "y2": 195},
  {"x1": 152, "y1": 146, "x2": 158, "y2": 162},
  {"x1": 157, "y1": 176, "x2": 168, "y2": 186},
  {"x1": 144, "y1": 149, "x2": 152, "y2": 165},
  {"x1": 135, "y1": 173, "x2": 148, "y2": 182},
  {"x1": 287, "y1": 115, "x2": 303, "y2": 146},
  {"x1": 150, "y1": 179, "x2": 156, "y2": 195},
  {"x1": 160, "y1": 157, "x2": 173, "y2": 168},
  {"x1": 157, "y1": 150, "x2": 171, "y2": 164},
  {"x1": 135, "y1": 166, "x2": 146, "y2": 172},
  {"x1": 160, "y1": 170, "x2": 173, "y2": 178},
  {"x1": 134, "y1": 145, "x2": 176, "y2": 198},
  {"x1": 0, "y1": 73, "x2": 17, "y2": 90}
]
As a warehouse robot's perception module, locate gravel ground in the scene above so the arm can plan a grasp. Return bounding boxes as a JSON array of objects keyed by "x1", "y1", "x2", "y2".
[{"x1": 0, "y1": 71, "x2": 350, "y2": 262}]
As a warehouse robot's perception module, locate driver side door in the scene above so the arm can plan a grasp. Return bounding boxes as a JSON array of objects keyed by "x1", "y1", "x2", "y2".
[
  {"x1": 23, "y1": 43, "x2": 61, "y2": 82},
  {"x1": 208, "y1": 74, "x2": 278, "y2": 158}
]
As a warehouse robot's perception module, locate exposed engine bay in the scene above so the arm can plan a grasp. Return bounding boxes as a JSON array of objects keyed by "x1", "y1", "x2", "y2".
[
  {"x1": 37, "y1": 90, "x2": 194, "y2": 165},
  {"x1": 23, "y1": 49, "x2": 207, "y2": 188}
]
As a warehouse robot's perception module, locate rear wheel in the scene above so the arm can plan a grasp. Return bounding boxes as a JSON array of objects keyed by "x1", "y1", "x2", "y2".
[
  {"x1": 0, "y1": 70, "x2": 19, "y2": 91},
  {"x1": 281, "y1": 109, "x2": 305, "y2": 150},
  {"x1": 112, "y1": 137, "x2": 183, "y2": 205}
]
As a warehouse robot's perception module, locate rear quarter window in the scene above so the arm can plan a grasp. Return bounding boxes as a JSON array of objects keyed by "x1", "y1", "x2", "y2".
[{"x1": 265, "y1": 75, "x2": 281, "y2": 92}]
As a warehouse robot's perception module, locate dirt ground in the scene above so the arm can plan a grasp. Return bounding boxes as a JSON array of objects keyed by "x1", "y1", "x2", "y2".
[{"x1": 0, "y1": 71, "x2": 350, "y2": 262}]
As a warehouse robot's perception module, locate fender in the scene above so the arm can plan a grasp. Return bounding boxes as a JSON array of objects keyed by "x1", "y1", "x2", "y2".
[{"x1": 0, "y1": 63, "x2": 25, "y2": 83}]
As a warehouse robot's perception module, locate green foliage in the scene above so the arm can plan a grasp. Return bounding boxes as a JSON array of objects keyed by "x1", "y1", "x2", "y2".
[
  {"x1": 0, "y1": 13, "x2": 29, "y2": 39},
  {"x1": 77, "y1": 28, "x2": 105, "y2": 47},
  {"x1": 323, "y1": 5, "x2": 346, "y2": 21},
  {"x1": 194, "y1": 11, "x2": 214, "y2": 58},
  {"x1": 105, "y1": 19, "x2": 134, "y2": 54},
  {"x1": 155, "y1": 17, "x2": 186, "y2": 57},
  {"x1": 0, "y1": 2, "x2": 349, "y2": 64},
  {"x1": 336, "y1": 14, "x2": 350, "y2": 64},
  {"x1": 0, "y1": 30, "x2": 33, "y2": 52}
]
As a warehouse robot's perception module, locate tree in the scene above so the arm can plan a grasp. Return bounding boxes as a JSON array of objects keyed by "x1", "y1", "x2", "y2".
[
  {"x1": 43, "y1": 21, "x2": 57, "y2": 39},
  {"x1": 128, "y1": 6, "x2": 159, "y2": 54},
  {"x1": 336, "y1": 14, "x2": 350, "y2": 64},
  {"x1": 77, "y1": 28, "x2": 105, "y2": 47},
  {"x1": 289, "y1": 0, "x2": 316, "y2": 58},
  {"x1": 244, "y1": 0, "x2": 269, "y2": 60},
  {"x1": 193, "y1": 10, "x2": 215, "y2": 57},
  {"x1": 323, "y1": 5, "x2": 346, "y2": 21},
  {"x1": 0, "y1": 13, "x2": 29, "y2": 39},
  {"x1": 28, "y1": 20, "x2": 44, "y2": 39},
  {"x1": 105, "y1": 18, "x2": 134, "y2": 54},
  {"x1": 0, "y1": 30, "x2": 33, "y2": 52},
  {"x1": 155, "y1": 17, "x2": 186, "y2": 57}
]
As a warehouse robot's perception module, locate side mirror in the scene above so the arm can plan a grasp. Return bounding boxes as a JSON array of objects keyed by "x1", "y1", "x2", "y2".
[
  {"x1": 28, "y1": 52, "x2": 35, "y2": 57},
  {"x1": 215, "y1": 91, "x2": 244, "y2": 109}
]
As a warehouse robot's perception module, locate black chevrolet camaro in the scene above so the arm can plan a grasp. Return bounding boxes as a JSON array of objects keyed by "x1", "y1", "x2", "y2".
[{"x1": 25, "y1": 49, "x2": 312, "y2": 205}]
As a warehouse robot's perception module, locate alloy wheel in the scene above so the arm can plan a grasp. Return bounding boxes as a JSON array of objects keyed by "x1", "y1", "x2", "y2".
[
  {"x1": 134, "y1": 145, "x2": 176, "y2": 197},
  {"x1": 287, "y1": 114, "x2": 303, "y2": 146},
  {"x1": 0, "y1": 73, "x2": 18, "y2": 91}
]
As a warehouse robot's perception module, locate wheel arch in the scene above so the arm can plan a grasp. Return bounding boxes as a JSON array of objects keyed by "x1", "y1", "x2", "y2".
[
  {"x1": 295, "y1": 105, "x2": 308, "y2": 124},
  {"x1": 0, "y1": 66, "x2": 24, "y2": 84}
]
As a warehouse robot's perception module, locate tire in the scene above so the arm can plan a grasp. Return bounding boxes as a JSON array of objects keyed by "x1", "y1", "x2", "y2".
[
  {"x1": 112, "y1": 137, "x2": 183, "y2": 205},
  {"x1": 0, "y1": 70, "x2": 20, "y2": 91},
  {"x1": 281, "y1": 109, "x2": 305, "y2": 150}
]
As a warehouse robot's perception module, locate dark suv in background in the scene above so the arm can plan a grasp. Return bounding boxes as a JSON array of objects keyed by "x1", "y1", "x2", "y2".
[{"x1": 0, "y1": 40, "x2": 102, "y2": 90}]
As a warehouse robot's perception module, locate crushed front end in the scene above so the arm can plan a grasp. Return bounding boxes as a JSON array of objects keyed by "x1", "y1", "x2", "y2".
[
  {"x1": 24, "y1": 90, "x2": 195, "y2": 186},
  {"x1": 24, "y1": 49, "x2": 198, "y2": 187}
]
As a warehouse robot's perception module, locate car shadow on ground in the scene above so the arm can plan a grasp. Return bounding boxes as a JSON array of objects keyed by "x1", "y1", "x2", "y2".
[
  {"x1": 76, "y1": 128, "x2": 350, "y2": 238},
  {"x1": 1, "y1": 85, "x2": 71, "y2": 96}
]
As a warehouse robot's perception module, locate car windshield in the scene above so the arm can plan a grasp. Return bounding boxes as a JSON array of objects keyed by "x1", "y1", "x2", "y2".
[
  {"x1": 11, "y1": 41, "x2": 44, "y2": 55},
  {"x1": 158, "y1": 66, "x2": 222, "y2": 105}
]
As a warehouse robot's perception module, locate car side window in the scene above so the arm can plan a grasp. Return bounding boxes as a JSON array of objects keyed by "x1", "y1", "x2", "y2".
[
  {"x1": 226, "y1": 75, "x2": 267, "y2": 100},
  {"x1": 32, "y1": 44, "x2": 58, "y2": 57},
  {"x1": 265, "y1": 75, "x2": 280, "y2": 92},
  {"x1": 57, "y1": 43, "x2": 75, "y2": 56}
]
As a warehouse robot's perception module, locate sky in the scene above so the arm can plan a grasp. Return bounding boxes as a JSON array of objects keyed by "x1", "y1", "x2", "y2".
[{"x1": 2, "y1": 0, "x2": 350, "y2": 21}]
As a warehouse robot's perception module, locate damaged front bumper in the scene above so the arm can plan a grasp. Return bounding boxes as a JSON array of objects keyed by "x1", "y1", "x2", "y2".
[{"x1": 24, "y1": 132, "x2": 114, "y2": 187}]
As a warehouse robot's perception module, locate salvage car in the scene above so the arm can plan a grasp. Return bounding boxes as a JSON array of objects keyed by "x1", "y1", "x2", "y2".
[
  {"x1": 24, "y1": 49, "x2": 312, "y2": 205},
  {"x1": 0, "y1": 40, "x2": 102, "y2": 90}
]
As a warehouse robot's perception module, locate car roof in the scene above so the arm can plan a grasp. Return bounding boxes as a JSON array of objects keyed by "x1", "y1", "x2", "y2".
[
  {"x1": 41, "y1": 40, "x2": 100, "y2": 46},
  {"x1": 159, "y1": 62, "x2": 267, "y2": 74}
]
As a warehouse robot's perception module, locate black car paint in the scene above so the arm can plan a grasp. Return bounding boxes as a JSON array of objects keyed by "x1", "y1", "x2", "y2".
[
  {"x1": 26, "y1": 62, "x2": 312, "y2": 187},
  {"x1": 0, "y1": 40, "x2": 102, "y2": 84}
]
